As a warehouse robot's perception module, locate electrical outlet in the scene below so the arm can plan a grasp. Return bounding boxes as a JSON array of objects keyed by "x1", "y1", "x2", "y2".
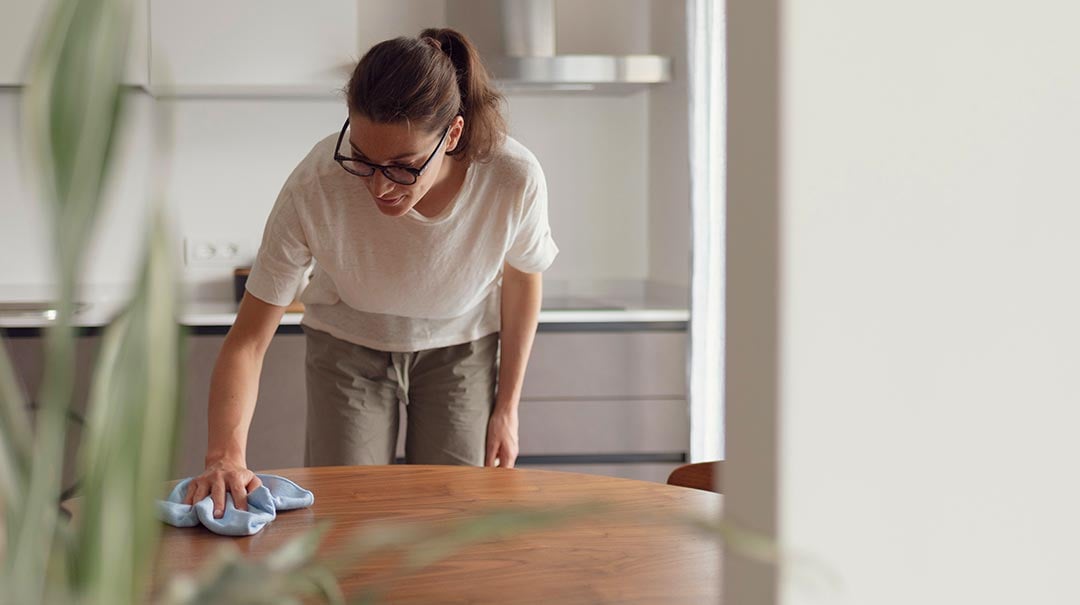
[{"x1": 183, "y1": 237, "x2": 252, "y2": 268}]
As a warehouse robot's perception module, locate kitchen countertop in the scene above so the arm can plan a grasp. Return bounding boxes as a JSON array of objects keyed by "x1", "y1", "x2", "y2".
[
  {"x1": 180, "y1": 301, "x2": 689, "y2": 327},
  {"x1": 0, "y1": 282, "x2": 689, "y2": 333}
]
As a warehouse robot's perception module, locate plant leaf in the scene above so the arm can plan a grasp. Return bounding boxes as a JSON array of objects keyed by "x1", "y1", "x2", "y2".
[
  {"x1": 11, "y1": 0, "x2": 136, "y2": 596},
  {"x1": 72, "y1": 208, "x2": 182, "y2": 605},
  {"x1": 402, "y1": 504, "x2": 602, "y2": 571},
  {"x1": 262, "y1": 521, "x2": 332, "y2": 572},
  {"x1": 0, "y1": 337, "x2": 32, "y2": 511}
]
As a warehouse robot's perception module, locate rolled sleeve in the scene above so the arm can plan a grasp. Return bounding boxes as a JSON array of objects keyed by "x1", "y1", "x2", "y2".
[
  {"x1": 505, "y1": 169, "x2": 559, "y2": 273},
  {"x1": 245, "y1": 191, "x2": 312, "y2": 306}
]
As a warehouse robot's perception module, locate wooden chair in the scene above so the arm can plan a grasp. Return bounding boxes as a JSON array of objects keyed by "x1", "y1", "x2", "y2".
[{"x1": 667, "y1": 461, "x2": 723, "y2": 494}]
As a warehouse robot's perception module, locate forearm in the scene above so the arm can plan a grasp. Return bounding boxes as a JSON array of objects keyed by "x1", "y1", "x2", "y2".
[
  {"x1": 205, "y1": 339, "x2": 265, "y2": 466},
  {"x1": 497, "y1": 266, "x2": 543, "y2": 413}
]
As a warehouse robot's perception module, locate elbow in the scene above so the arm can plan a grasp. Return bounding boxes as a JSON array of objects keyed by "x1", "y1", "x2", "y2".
[{"x1": 221, "y1": 326, "x2": 274, "y2": 365}]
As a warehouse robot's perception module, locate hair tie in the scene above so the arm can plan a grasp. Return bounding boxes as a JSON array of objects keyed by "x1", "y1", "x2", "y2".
[
  {"x1": 422, "y1": 34, "x2": 456, "y2": 64},
  {"x1": 421, "y1": 36, "x2": 443, "y2": 53}
]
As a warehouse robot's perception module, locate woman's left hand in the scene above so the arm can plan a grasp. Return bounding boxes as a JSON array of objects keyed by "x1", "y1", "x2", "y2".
[{"x1": 485, "y1": 407, "x2": 520, "y2": 468}]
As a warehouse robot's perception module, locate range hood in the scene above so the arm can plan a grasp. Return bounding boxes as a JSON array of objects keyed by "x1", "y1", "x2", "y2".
[{"x1": 445, "y1": 0, "x2": 671, "y2": 93}]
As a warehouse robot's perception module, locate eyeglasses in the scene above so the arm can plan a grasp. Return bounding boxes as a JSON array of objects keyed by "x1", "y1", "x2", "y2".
[{"x1": 333, "y1": 118, "x2": 450, "y2": 186}]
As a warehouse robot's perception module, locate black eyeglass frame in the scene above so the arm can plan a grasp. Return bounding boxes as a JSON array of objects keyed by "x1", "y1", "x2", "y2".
[{"x1": 333, "y1": 118, "x2": 451, "y2": 186}]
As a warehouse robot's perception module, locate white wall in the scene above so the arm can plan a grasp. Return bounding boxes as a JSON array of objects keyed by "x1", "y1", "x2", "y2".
[
  {"x1": 509, "y1": 94, "x2": 650, "y2": 284},
  {"x1": 726, "y1": 1, "x2": 1080, "y2": 604},
  {"x1": 0, "y1": 90, "x2": 154, "y2": 292},
  {"x1": 648, "y1": 0, "x2": 692, "y2": 289},
  {"x1": 161, "y1": 97, "x2": 345, "y2": 299}
]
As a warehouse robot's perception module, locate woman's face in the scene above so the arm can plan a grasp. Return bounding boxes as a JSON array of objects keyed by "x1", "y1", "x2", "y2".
[{"x1": 346, "y1": 114, "x2": 464, "y2": 217}]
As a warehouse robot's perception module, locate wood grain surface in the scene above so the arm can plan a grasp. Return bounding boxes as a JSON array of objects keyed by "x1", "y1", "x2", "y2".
[{"x1": 144, "y1": 465, "x2": 722, "y2": 603}]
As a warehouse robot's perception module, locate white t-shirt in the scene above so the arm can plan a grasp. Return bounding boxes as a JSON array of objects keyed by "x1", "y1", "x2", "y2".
[{"x1": 245, "y1": 132, "x2": 558, "y2": 352}]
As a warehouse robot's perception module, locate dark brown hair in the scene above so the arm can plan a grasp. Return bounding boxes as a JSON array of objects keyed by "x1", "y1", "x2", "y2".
[{"x1": 346, "y1": 28, "x2": 506, "y2": 164}]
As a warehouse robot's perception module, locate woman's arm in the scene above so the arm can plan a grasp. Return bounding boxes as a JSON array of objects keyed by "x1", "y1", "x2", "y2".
[
  {"x1": 184, "y1": 291, "x2": 286, "y2": 515},
  {"x1": 486, "y1": 263, "x2": 543, "y2": 468}
]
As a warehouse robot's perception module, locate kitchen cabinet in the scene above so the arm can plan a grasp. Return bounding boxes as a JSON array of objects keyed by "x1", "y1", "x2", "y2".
[
  {"x1": 240, "y1": 326, "x2": 686, "y2": 481},
  {"x1": 520, "y1": 331, "x2": 687, "y2": 399},
  {"x1": 512, "y1": 330, "x2": 689, "y2": 481},
  {"x1": 3, "y1": 0, "x2": 355, "y2": 93},
  {"x1": 0, "y1": 329, "x2": 301, "y2": 488},
  {"x1": 518, "y1": 399, "x2": 687, "y2": 455},
  {"x1": 0, "y1": 0, "x2": 148, "y2": 86},
  {"x1": 4, "y1": 325, "x2": 688, "y2": 485},
  {"x1": 148, "y1": 0, "x2": 356, "y2": 96},
  {"x1": 177, "y1": 328, "x2": 688, "y2": 483},
  {"x1": 177, "y1": 333, "x2": 307, "y2": 476},
  {"x1": 2, "y1": 334, "x2": 100, "y2": 493}
]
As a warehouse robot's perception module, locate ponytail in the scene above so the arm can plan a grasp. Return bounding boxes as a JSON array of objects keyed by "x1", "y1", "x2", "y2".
[
  {"x1": 346, "y1": 28, "x2": 506, "y2": 164},
  {"x1": 419, "y1": 28, "x2": 506, "y2": 163}
]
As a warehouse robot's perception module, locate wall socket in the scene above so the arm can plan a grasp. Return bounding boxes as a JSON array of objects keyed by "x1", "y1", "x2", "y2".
[{"x1": 183, "y1": 237, "x2": 252, "y2": 268}]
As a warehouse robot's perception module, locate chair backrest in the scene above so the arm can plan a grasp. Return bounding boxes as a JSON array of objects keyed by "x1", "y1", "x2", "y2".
[{"x1": 666, "y1": 461, "x2": 723, "y2": 494}]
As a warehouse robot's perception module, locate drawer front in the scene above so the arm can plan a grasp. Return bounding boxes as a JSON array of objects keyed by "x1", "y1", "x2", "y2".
[
  {"x1": 522, "y1": 332, "x2": 688, "y2": 400},
  {"x1": 393, "y1": 399, "x2": 689, "y2": 459},
  {"x1": 519, "y1": 399, "x2": 688, "y2": 455}
]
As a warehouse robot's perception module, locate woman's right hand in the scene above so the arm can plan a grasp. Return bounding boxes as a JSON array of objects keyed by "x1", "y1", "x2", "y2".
[{"x1": 182, "y1": 458, "x2": 263, "y2": 518}]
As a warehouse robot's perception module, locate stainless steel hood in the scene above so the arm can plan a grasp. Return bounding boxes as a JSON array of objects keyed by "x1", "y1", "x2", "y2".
[{"x1": 446, "y1": 0, "x2": 672, "y2": 93}]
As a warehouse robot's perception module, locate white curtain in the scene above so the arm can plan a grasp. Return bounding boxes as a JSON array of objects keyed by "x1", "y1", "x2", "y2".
[{"x1": 688, "y1": 0, "x2": 726, "y2": 462}]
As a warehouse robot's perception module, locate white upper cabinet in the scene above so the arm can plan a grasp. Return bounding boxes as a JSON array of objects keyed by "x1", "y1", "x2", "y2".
[
  {"x1": 0, "y1": 2, "x2": 50, "y2": 85},
  {"x1": 0, "y1": 0, "x2": 148, "y2": 86},
  {"x1": 149, "y1": 0, "x2": 358, "y2": 96},
  {"x1": 127, "y1": 0, "x2": 150, "y2": 85}
]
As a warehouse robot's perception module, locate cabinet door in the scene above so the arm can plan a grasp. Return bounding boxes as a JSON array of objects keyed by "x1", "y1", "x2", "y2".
[
  {"x1": 519, "y1": 399, "x2": 688, "y2": 456},
  {"x1": 2, "y1": 334, "x2": 101, "y2": 493},
  {"x1": 0, "y1": 0, "x2": 148, "y2": 86},
  {"x1": 149, "y1": 0, "x2": 356, "y2": 92},
  {"x1": 180, "y1": 334, "x2": 307, "y2": 477},
  {"x1": 515, "y1": 331, "x2": 691, "y2": 477}
]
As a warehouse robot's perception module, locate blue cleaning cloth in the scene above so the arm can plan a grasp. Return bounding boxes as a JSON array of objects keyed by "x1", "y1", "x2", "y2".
[{"x1": 157, "y1": 473, "x2": 315, "y2": 536}]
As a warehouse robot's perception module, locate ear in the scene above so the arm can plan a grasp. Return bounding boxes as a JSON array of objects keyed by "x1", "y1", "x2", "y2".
[{"x1": 446, "y1": 115, "x2": 465, "y2": 153}]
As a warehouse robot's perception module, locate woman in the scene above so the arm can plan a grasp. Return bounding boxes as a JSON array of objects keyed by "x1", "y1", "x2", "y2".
[{"x1": 184, "y1": 28, "x2": 557, "y2": 518}]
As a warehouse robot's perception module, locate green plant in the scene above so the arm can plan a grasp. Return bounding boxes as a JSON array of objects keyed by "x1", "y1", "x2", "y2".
[{"x1": 1, "y1": 0, "x2": 181, "y2": 603}]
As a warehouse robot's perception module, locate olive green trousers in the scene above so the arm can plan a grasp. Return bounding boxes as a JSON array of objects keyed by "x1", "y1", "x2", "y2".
[{"x1": 302, "y1": 326, "x2": 498, "y2": 467}]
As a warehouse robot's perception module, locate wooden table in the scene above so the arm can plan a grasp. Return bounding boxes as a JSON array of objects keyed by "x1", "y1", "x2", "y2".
[{"x1": 152, "y1": 466, "x2": 722, "y2": 604}]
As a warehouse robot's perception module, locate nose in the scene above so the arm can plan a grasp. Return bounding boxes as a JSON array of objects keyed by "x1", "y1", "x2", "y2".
[{"x1": 369, "y1": 171, "x2": 396, "y2": 197}]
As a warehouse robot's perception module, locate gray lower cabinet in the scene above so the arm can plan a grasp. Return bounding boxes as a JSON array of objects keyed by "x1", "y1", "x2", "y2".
[
  {"x1": 518, "y1": 399, "x2": 688, "y2": 455},
  {"x1": 5, "y1": 326, "x2": 689, "y2": 486},
  {"x1": 521, "y1": 331, "x2": 688, "y2": 400},
  {"x1": 2, "y1": 335, "x2": 100, "y2": 494},
  {"x1": 183, "y1": 329, "x2": 690, "y2": 483},
  {"x1": 178, "y1": 334, "x2": 308, "y2": 478},
  {"x1": 513, "y1": 331, "x2": 690, "y2": 483}
]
